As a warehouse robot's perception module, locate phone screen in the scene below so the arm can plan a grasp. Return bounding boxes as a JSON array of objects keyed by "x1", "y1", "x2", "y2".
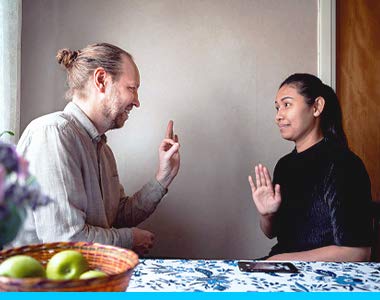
[{"x1": 238, "y1": 261, "x2": 298, "y2": 273}]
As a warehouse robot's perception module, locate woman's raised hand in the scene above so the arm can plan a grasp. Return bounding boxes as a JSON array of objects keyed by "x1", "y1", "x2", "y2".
[{"x1": 248, "y1": 164, "x2": 281, "y2": 216}]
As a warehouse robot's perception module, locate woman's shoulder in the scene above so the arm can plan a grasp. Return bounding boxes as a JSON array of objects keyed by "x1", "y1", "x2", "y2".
[
  {"x1": 325, "y1": 141, "x2": 367, "y2": 173},
  {"x1": 276, "y1": 150, "x2": 295, "y2": 166}
]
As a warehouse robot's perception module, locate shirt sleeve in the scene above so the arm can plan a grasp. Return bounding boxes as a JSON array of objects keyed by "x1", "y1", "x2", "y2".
[
  {"x1": 325, "y1": 152, "x2": 373, "y2": 247},
  {"x1": 113, "y1": 179, "x2": 167, "y2": 228},
  {"x1": 16, "y1": 123, "x2": 134, "y2": 248}
]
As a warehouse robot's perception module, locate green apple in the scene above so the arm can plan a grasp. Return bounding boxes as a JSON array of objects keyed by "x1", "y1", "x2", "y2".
[
  {"x1": 46, "y1": 250, "x2": 89, "y2": 280},
  {"x1": 0, "y1": 255, "x2": 46, "y2": 278},
  {"x1": 79, "y1": 270, "x2": 107, "y2": 279}
]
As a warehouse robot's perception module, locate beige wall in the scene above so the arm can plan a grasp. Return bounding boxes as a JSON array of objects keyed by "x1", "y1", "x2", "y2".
[{"x1": 21, "y1": 0, "x2": 317, "y2": 259}]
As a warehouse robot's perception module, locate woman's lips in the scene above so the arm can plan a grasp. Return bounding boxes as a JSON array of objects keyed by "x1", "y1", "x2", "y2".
[{"x1": 279, "y1": 124, "x2": 290, "y2": 131}]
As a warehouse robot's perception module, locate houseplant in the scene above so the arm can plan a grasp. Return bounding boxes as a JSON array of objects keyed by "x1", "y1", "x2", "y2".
[{"x1": 0, "y1": 139, "x2": 51, "y2": 249}]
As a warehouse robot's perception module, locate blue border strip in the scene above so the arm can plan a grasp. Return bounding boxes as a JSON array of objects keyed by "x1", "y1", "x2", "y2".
[{"x1": 1, "y1": 292, "x2": 380, "y2": 300}]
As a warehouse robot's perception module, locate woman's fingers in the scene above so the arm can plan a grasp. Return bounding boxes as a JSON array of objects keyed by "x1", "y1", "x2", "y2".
[
  {"x1": 257, "y1": 164, "x2": 268, "y2": 187},
  {"x1": 252, "y1": 164, "x2": 275, "y2": 191},
  {"x1": 248, "y1": 175, "x2": 257, "y2": 192},
  {"x1": 274, "y1": 184, "x2": 281, "y2": 201},
  {"x1": 263, "y1": 166, "x2": 272, "y2": 187},
  {"x1": 259, "y1": 165, "x2": 266, "y2": 187},
  {"x1": 255, "y1": 166, "x2": 261, "y2": 187}
]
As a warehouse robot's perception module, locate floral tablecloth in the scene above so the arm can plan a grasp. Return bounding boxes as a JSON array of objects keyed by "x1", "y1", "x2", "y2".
[{"x1": 128, "y1": 259, "x2": 380, "y2": 292}]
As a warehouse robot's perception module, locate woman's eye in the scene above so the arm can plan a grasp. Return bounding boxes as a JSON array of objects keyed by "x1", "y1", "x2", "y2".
[
  {"x1": 275, "y1": 106, "x2": 279, "y2": 111},
  {"x1": 285, "y1": 103, "x2": 291, "y2": 107}
]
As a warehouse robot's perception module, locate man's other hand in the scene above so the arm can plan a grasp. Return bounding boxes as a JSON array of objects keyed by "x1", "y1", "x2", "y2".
[{"x1": 131, "y1": 227, "x2": 155, "y2": 255}]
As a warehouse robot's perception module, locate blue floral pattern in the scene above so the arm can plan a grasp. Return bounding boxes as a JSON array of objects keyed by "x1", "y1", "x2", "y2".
[{"x1": 128, "y1": 260, "x2": 380, "y2": 292}]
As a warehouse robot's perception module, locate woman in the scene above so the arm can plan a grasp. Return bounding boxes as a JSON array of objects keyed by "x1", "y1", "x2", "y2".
[{"x1": 249, "y1": 73, "x2": 373, "y2": 261}]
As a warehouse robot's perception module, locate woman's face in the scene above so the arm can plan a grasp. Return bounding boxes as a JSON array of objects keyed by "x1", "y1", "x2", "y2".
[{"x1": 275, "y1": 84, "x2": 320, "y2": 147}]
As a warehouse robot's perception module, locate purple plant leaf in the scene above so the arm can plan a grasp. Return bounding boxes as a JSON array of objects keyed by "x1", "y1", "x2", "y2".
[
  {"x1": 1, "y1": 141, "x2": 53, "y2": 223},
  {"x1": 0, "y1": 142, "x2": 19, "y2": 174}
]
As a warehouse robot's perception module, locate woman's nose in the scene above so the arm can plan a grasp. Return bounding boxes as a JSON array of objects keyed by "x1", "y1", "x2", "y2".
[{"x1": 276, "y1": 110, "x2": 283, "y2": 122}]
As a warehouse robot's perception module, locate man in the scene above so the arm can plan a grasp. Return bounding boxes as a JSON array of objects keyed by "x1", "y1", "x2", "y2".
[{"x1": 13, "y1": 43, "x2": 180, "y2": 255}]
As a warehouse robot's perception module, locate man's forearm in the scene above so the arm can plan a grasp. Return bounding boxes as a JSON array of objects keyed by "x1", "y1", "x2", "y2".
[{"x1": 115, "y1": 179, "x2": 167, "y2": 227}]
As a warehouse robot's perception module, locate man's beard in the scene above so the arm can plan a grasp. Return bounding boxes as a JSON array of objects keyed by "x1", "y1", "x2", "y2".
[
  {"x1": 102, "y1": 87, "x2": 128, "y2": 131},
  {"x1": 112, "y1": 112, "x2": 128, "y2": 129}
]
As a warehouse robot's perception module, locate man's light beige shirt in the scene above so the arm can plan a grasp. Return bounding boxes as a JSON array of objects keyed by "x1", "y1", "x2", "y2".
[{"x1": 13, "y1": 102, "x2": 166, "y2": 248}]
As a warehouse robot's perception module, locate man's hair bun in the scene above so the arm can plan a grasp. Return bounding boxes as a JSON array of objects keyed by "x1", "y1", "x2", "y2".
[{"x1": 56, "y1": 48, "x2": 79, "y2": 68}]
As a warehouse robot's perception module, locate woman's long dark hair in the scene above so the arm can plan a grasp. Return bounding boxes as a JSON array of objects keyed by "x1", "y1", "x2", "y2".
[{"x1": 280, "y1": 73, "x2": 348, "y2": 148}]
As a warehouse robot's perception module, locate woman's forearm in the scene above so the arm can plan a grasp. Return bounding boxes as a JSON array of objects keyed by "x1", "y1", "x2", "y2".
[
  {"x1": 259, "y1": 214, "x2": 277, "y2": 239},
  {"x1": 267, "y1": 245, "x2": 371, "y2": 262}
]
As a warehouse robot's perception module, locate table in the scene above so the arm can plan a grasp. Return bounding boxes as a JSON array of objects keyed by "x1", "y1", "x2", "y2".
[{"x1": 128, "y1": 259, "x2": 380, "y2": 292}]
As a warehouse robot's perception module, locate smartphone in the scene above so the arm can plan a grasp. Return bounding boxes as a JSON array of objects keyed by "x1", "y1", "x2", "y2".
[{"x1": 238, "y1": 261, "x2": 298, "y2": 273}]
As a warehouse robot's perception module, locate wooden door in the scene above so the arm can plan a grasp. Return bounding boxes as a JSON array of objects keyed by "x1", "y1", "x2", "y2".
[
  {"x1": 336, "y1": 0, "x2": 380, "y2": 200},
  {"x1": 336, "y1": 0, "x2": 380, "y2": 260}
]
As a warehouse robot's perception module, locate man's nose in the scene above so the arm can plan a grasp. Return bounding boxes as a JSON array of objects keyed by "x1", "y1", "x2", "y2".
[{"x1": 133, "y1": 95, "x2": 140, "y2": 108}]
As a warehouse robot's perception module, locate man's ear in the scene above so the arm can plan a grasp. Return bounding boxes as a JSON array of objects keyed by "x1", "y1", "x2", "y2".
[
  {"x1": 93, "y1": 67, "x2": 107, "y2": 93},
  {"x1": 313, "y1": 96, "x2": 325, "y2": 117}
]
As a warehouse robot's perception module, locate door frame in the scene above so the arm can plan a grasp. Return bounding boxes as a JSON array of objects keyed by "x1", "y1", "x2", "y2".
[{"x1": 318, "y1": 0, "x2": 336, "y2": 90}]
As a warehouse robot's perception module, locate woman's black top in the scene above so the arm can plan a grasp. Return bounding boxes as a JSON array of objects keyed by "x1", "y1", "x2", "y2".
[{"x1": 269, "y1": 138, "x2": 373, "y2": 256}]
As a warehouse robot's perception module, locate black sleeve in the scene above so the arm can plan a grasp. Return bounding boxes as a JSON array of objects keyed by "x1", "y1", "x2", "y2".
[{"x1": 324, "y1": 152, "x2": 373, "y2": 247}]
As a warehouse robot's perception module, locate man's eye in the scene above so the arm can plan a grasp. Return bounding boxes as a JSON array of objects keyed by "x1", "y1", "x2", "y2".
[{"x1": 285, "y1": 103, "x2": 291, "y2": 107}]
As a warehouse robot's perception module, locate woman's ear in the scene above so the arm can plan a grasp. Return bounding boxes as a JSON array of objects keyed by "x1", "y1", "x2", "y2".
[
  {"x1": 313, "y1": 96, "x2": 325, "y2": 117},
  {"x1": 93, "y1": 67, "x2": 107, "y2": 93}
]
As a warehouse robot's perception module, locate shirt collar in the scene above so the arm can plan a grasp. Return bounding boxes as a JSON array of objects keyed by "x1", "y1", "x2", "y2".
[{"x1": 64, "y1": 102, "x2": 107, "y2": 144}]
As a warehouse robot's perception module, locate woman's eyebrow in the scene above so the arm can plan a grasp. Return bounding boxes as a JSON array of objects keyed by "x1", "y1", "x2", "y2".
[{"x1": 275, "y1": 96, "x2": 294, "y2": 104}]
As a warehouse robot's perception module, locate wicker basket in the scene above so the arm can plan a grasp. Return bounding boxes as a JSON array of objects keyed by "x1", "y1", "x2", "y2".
[{"x1": 0, "y1": 241, "x2": 139, "y2": 291}]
